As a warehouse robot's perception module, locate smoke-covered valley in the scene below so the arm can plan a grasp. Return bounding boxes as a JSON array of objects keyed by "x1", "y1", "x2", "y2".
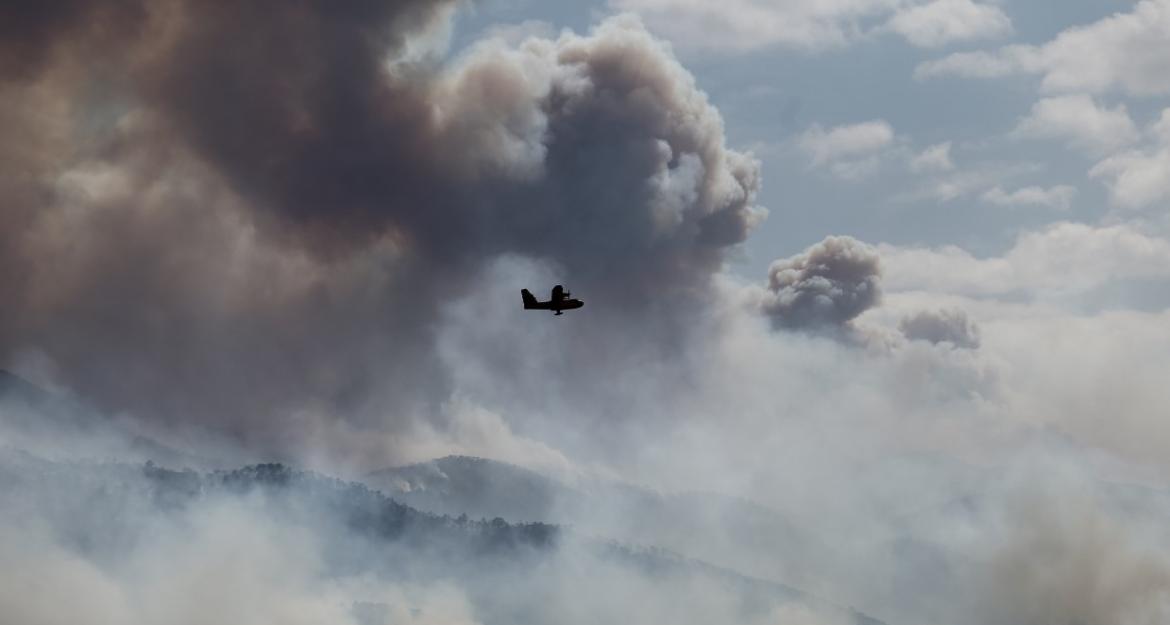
[
  {"x1": 0, "y1": 386, "x2": 882, "y2": 625},
  {"x1": 4, "y1": 1, "x2": 1170, "y2": 623}
]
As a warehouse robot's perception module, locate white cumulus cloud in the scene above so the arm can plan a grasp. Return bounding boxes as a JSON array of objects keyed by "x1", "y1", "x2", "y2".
[
  {"x1": 798, "y1": 120, "x2": 896, "y2": 179},
  {"x1": 880, "y1": 222, "x2": 1170, "y2": 297},
  {"x1": 1012, "y1": 95, "x2": 1139, "y2": 155},
  {"x1": 609, "y1": 0, "x2": 1012, "y2": 53},
  {"x1": 884, "y1": 0, "x2": 1012, "y2": 48},
  {"x1": 981, "y1": 185, "x2": 1076, "y2": 210},
  {"x1": 910, "y1": 141, "x2": 955, "y2": 172},
  {"x1": 1090, "y1": 108, "x2": 1170, "y2": 209},
  {"x1": 916, "y1": 0, "x2": 1170, "y2": 96}
]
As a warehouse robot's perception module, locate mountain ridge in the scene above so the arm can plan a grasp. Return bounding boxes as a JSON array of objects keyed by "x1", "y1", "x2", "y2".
[
  {"x1": 366, "y1": 454, "x2": 848, "y2": 597},
  {"x1": 1, "y1": 447, "x2": 887, "y2": 625}
]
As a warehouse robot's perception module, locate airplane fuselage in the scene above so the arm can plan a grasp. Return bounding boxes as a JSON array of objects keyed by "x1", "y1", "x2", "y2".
[
  {"x1": 522, "y1": 286, "x2": 584, "y2": 315},
  {"x1": 548, "y1": 299, "x2": 583, "y2": 315}
]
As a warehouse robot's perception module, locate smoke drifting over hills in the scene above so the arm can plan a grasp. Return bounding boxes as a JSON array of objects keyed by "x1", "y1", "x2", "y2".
[{"x1": 4, "y1": 3, "x2": 1170, "y2": 625}]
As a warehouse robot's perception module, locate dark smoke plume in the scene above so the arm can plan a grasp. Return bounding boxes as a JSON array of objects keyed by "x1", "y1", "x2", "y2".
[
  {"x1": 0, "y1": 4, "x2": 763, "y2": 462},
  {"x1": 761, "y1": 236, "x2": 881, "y2": 329}
]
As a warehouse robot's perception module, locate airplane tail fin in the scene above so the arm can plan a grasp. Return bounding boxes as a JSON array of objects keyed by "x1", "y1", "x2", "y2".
[{"x1": 521, "y1": 289, "x2": 538, "y2": 309}]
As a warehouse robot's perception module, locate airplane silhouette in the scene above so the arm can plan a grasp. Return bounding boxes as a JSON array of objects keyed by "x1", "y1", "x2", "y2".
[{"x1": 522, "y1": 285, "x2": 584, "y2": 316}]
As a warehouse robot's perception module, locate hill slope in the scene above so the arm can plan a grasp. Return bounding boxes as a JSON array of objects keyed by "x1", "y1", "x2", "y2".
[
  {"x1": 368, "y1": 455, "x2": 846, "y2": 594},
  {"x1": 0, "y1": 448, "x2": 885, "y2": 625}
]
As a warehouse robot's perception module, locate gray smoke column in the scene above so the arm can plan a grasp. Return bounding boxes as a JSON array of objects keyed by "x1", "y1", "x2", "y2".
[
  {"x1": 899, "y1": 308, "x2": 981, "y2": 349},
  {"x1": 761, "y1": 236, "x2": 881, "y2": 329},
  {"x1": 0, "y1": 4, "x2": 763, "y2": 462}
]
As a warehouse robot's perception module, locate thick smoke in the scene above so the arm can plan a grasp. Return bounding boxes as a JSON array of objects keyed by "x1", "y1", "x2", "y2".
[
  {"x1": 0, "y1": 449, "x2": 865, "y2": 625},
  {"x1": 899, "y1": 308, "x2": 981, "y2": 348},
  {"x1": 6, "y1": 6, "x2": 1170, "y2": 625},
  {"x1": 128, "y1": 2, "x2": 764, "y2": 282},
  {"x1": 0, "y1": 4, "x2": 762, "y2": 461},
  {"x1": 761, "y1": 236, "x2": 882, "y2": 329},
  {"x1": 971, "y1": 484, "x2": 1170, "y2": 625},
  {"x1": 0, "y1": 1, "x2": 147, "y2": 81}
]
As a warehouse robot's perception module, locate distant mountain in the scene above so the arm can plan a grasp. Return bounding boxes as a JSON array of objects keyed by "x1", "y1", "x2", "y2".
[
  {"x1": 0, "y1": 370, "x2": 211, "y2": 469},
  {"x1": 0, "y1": 448, "x2": 888, "y2": 625},
  {"x1": 367, "y1": 455, "x2": 847, "y2": 594},
  {"x1": 367, "y1": 455, "x2": 567, "y2": 521}
]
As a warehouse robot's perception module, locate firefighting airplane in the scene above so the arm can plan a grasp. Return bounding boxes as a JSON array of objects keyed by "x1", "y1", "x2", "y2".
[{"x1": 521, "y1": 285, "x2": 584, "y2": 316}]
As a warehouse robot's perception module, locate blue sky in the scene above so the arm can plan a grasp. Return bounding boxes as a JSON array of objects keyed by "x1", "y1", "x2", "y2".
[{"x1": 454, "y1": 0, "x2": 1170, "y2": 278}]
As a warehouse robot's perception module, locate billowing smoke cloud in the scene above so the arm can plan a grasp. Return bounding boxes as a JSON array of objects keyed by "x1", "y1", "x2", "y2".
[
  {"x1": 5, "y1": 6, "x2": 1170, "y2": 625},
  {"x1": 888, "y1": 464, "x2": 1170, "y2": 625},
  {"x1": 761, "y1": 236, "x2": 882, "y2": 329},
  {"x1": 126, "y1": 3, "x2": 763, "y2": 287},
  {"x1": 971, "y1": 484, "x2": 1170, "y2": 625},
  {"x1": 0, "y1": 4, "x2": 762, "y2": 461},
  {"x1": 899, "y1": 308, "x2": 981, "y2": 348},
  {"x1": 0, "y1": 1, "x2": 147, "y2": 81}
]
